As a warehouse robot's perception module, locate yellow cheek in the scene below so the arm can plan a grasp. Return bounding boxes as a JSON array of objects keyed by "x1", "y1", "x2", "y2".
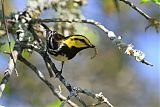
[
  {"x1": 65, "y1": 39, "x2": 86, "y2": 48},
  {"x1": 64, "y1": 39, "x2": 73, "y2": 48}
]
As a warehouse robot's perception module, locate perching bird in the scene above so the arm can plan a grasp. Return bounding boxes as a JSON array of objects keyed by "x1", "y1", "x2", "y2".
[{"x1": 41, "y1": 24, "x2": 96, "y2": 76}]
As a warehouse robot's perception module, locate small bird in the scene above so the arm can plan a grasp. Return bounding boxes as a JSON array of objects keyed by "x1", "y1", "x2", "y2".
[{"x1": 41, "y1": 24, "x2": 96, "y2": 76}]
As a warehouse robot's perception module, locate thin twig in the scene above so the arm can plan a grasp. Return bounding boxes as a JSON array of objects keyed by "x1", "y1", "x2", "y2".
[
  {"x1": 75, "y1": 88, "x2": 114, "y2": 107},
  {"x1": 119, "y1": 0, "x2": 160, "y2": 32},
  {"x1": 44, "y1": 61, "x2": 55, "y2": 77},
  {"x1": 119, "y1": 0, "x2": 151, "y2": 20},
  {"x1": 1, "y1": 0, "x2": 18, "y2": 76},
  {"x1": 0, "y1": 43, "x2": 21, "y2": 97},
  {"x1": 18, "y1": 55, "x2": 79, "y2": 107}
]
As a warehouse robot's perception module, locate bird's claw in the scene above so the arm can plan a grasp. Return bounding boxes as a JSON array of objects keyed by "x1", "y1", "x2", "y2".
[{"x1": 55, "y1": 70, "x2": 62, "y2": 78}]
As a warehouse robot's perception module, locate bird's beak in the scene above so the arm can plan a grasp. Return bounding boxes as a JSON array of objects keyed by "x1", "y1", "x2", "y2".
[{"x1": 89, "y1": 44, "x2": 95, "y2": 48}]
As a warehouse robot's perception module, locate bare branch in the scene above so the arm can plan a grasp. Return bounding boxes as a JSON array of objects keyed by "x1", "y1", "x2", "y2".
[
  {"x1": 119, "y1": 0, "x2": 160, "y2": 32},
  {"x1": 75, "y1": 88, "x2": 114, "y2": 107},
  {"x1": 18, "y1": 55, "x2": 79, "y2": 107},
  {"x1": 1, "y1": 0, "x2": 18, "y2": 76},
  {"x1": 0, "y1": 43, "x2": 21, "y2": 97},
  {"x1": 119, "y1": 0, "x2": 151, "y2": 20},
  {"x1": 42, "y1": 52, "x2": 89, "y2": 107}
]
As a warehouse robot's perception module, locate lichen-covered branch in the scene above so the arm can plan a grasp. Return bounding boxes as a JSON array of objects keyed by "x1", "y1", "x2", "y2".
[
  {"x1": 18, "y1": 55, "x2": 79, "y2": 107},
  {"x1": 1, "y1": 0, "x2": 18, "y2": 77},
  {"x1": 42, "y1": 55, "x2": 88, "y2": 107},
  {"x1": 0, "y1": 42, "x2": 22, "y2": 98}
]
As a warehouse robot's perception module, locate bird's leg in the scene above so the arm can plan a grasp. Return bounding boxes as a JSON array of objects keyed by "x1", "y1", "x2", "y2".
[
  {"x1": 56, "y1": 61, "x2": 64, "y2": 77},
  {"x1": 61, "y1": 61, "x2": 64, "y2": 74}
]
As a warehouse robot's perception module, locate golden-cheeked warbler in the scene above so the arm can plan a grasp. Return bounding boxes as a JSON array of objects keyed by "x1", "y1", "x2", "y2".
[
  {"x1": 10, "y1": 10, "x2": 97, "y2": 76},
  {"x1": 41, "y1": 24, "x2": 96, "y2": 75}
]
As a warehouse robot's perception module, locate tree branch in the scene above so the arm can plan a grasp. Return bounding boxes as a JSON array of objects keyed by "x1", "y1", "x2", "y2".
[
  {"x1": 18, "y1": 54, "x2": 79, "y2": 107},
  {"x1": 119, "y1": 0, "x2": 151, "y2": 20},
  {"x1": 31, "y1": 18, "x2": 153, "y2": 66},
  {"x1": 41, "y1": 51, "x2": 88, "y2": 107},
  {"x1": 0, "y1": 42, "x2": 22, "y2": 97},
  {"x1": 74, "y1": 87, "x2": 114, "y2": 107},
  {"x1": 119, "y1": 0, "x2": 160, "y2": 32}
]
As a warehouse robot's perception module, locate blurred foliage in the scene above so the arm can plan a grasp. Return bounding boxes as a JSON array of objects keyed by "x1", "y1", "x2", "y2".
[
  {"x1": 4, "y1": 82, "x2": 11, "y2": 96},
  {"x1": 0, "y1": 39, "x2": 14, "y2": 53},
  {"x1": 22, "y1": 49, "x2": 31, "y2": 58},
  {"x1": 45, "y1": 100, "x2": 61, "y2": 107},
  {"x1": 140, "y1": 0, "x2": 160, "y2": 5},
  {"x1": 1, "y1": 0, "x2": 12, "y2": 16},
  {"x1": 0, "y1": 41, "x2": 4, "y2": 51},
  {"x1": 0, "y1": 10, "x2": 5, "y2": 37},
  {"x1": 140, "y1": 0, "x2": 150, "y2": 3},
  {"x1": 102, "y1": 0, "x2": 118, "y2": 13},
  {"x1": 0, "y1": 30, "x2": 5, "y2": 36}
]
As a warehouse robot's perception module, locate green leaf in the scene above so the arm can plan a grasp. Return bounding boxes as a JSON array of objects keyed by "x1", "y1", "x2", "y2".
[
  {"x1": 4, "y1": 82, "x2": 11, "y2": 96},
  {"x1": 22, "y1": 49, "x2": 31, "y2": 58},
  {"x1": 45, "y1": 100, "x2": 61, "y2": 107},
  {"x1": 0, "y1": 41, "x2": 5, "y2": 49},
  {"x1": 0, "y1": 38, "x2": 15, "y2": 53},
  {"x1": 0, "y1": 30, "x2": 5, "y2": 36},
  {"x1": 151, "y1": 0, "x2": 160, "y2": 5},
  {"x1": 152, "y1": 0, "x2": 158, "y2": 2},
  {"x1": 0, "y1": 41, "x2": 14, "y2": 52},
  {"x1": 140, "y1": 0, "x2": 150, "y2": 4}
]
